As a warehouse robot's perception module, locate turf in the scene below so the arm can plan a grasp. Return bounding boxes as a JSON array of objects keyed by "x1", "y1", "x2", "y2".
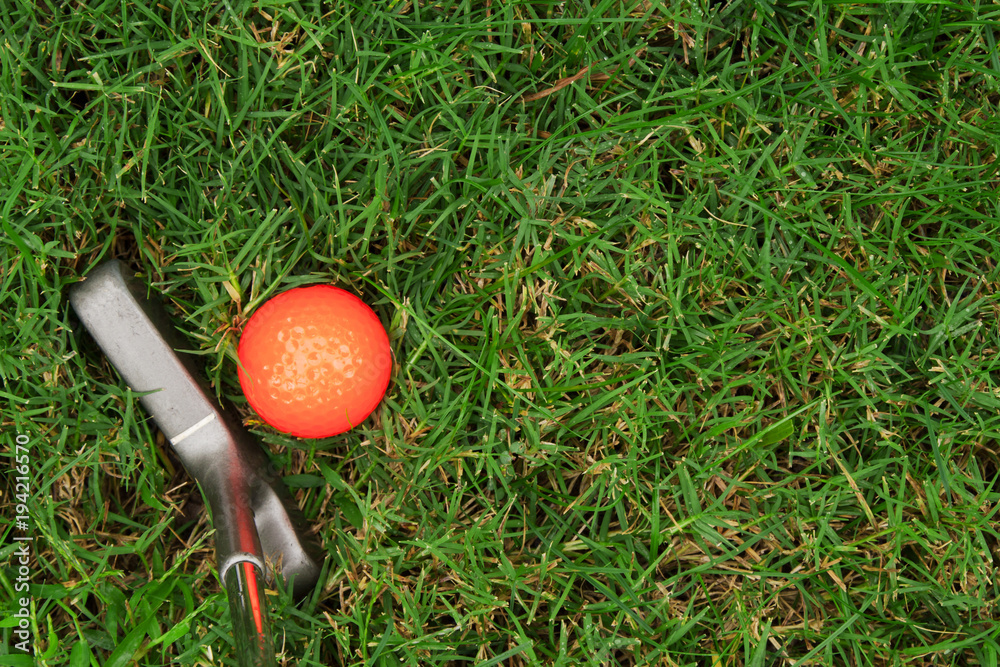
[{"x1": 2, "y1": 0, "x2": 1000, "y2": 665}]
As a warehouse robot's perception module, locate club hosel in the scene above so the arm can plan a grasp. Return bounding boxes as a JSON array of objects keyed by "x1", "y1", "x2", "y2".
[
  {"x1": 173, "y1": 416, "x2": 322, "y2": 598},
  {"x1": 206, "y1": 473, "x2": 268, "y2": 585},
  {"x1": 173, "y1": 419, "x2": 269, "y2": 582}
]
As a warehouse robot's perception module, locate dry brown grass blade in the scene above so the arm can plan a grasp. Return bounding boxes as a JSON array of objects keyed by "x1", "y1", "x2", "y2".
[
  {"x1": 518, "y1": 65, "x2": 593, "y2": 103},
  {"x1": 518, "y1": 49, "x2": 645, "y2": 103}
]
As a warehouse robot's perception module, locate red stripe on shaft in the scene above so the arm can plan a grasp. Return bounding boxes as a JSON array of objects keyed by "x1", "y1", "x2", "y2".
[{"x1": 243, "y1": 561, "x2": 265, "y2": 636}]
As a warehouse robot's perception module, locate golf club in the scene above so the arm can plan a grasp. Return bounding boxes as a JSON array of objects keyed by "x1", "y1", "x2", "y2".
[{"x1": 69, "y1": 260, "x2": 324, "y2": 666}]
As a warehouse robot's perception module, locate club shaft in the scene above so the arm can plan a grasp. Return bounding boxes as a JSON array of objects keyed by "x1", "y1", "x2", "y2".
[{"x1": 226, "y1": 563, "x2": 277, "y2": 667}]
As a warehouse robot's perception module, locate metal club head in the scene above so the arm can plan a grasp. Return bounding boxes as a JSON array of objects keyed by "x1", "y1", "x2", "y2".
[{"x1": 69, "y1": 260, "x2": 324, "y2": 600}]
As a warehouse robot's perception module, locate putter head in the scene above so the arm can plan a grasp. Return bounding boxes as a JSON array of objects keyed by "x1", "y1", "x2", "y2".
[{"x1": 69, "y1": 260, "x2": 324, "y2": 600}]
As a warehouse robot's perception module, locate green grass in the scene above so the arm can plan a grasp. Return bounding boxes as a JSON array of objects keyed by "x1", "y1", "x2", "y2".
[{"x1": 3, "y1": 0, "x2": 1000, "y2": 664}]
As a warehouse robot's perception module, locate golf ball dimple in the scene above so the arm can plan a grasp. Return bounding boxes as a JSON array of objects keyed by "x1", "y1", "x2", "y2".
[{"x1": 237, "y1": 285, "x2": 392, "y2": 438}]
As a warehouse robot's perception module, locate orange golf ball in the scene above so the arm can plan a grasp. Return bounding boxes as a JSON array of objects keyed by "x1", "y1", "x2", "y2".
[{"x1": 237, "y1": 285, "x2": 391, "y2": 438}]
